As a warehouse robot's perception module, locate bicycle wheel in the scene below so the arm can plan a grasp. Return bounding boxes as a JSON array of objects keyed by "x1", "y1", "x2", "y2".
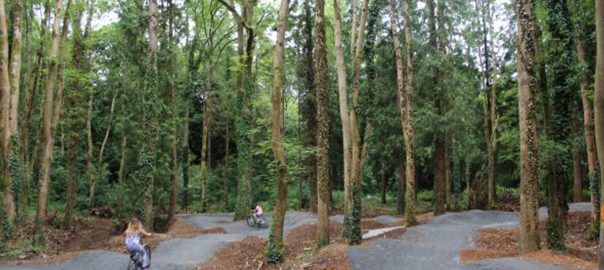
[
  {"x1": 246, "y1": 216, "x2": 255, "y2": 227},
  {"x1": 127, "y1": 258, "x2": 137, "y2": 270}
]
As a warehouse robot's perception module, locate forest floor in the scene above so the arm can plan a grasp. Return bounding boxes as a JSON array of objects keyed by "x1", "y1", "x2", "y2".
[
  {"x1": 461, "y1": 211, "x2": 597, "y2": 270},
  {"x1": 0, "y1": 203, "x2": 595, "y2": 270}
]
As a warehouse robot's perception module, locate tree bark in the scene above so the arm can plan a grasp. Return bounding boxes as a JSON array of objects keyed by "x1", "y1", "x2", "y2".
[
  {"x1": 594, "y1": 0, "x2": 604, "y2": 267},
  {"x1": 64, "y1": 6, "x2": 85, "y2": 228},
  {"x1": 572, "y1": 0, "x2": 599, "y2": 227},
  {"x1": 266, "y1": 0, "x2": 289, "y2": 261},
  {"x1": 0, "y1": 0, "x2": 15, "y2": 226},
  {"x1": 8, "y1": 0, "x2": 24, "y2": 136},
  {"x1": 516, "y1": 0, "x2": 540, "y2": 253},
  {"x1": 182, "y1": 104, "x2": 190, "y2": 212},
  {"x1": 572, "y1": 112, "x2": 583, "y2": 203},
  {"x1": 332, "y1": 0, "x2": 352, "y2": 220},
  {"x1": 200, "y1": 64, "x2": 212, "y2": 213},
  {"x1": 301, "y1": 0, "x2": 317, "y2": 213},
  {"x1": 402, "y1": 0, "x2": 417, "y2": 226},
  {"x1": 348, "y1": 0, "x2": 370, "y2": 245},
  {"x1": 315, "y1": 0, "x2": 330, "y2": 248},
  {"x1": 36, "y1": 0, "x2": 72, "y2": 231},
  {"x1": 97, "y1": 90, "x2": 118, "y2": 205},
  {"x1": 143, "y1": 0, "x2": 159, "y2": 230},
  {"x1": 86, "y1": 93, "x2": 95, "y2": 209},
  {"x1": 118, "y1": 134, "x2": 127, "y2": 217}
]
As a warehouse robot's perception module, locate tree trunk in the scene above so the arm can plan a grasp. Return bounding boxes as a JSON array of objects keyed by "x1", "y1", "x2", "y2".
[
  {"x1": 332, "y1": 0, "x2": 352, "y2": 220},
  {"x1": 381, "y1": 171, "x2": 386, "y2": 204},
  {"x1": 8, "y1": 0, "x2": 24, "y2": 136},
  {"x1": 63, "y1": 6, "x2": 85, "y2": 228},
  {"x1": 572, "y1": 112, "x2": 583, "y2": 203},
  {"x1": 97, "y1": 90, "x2": 118, "y2": 205},
  {"x1": 572, "y1": 0, "x2": 599, "y2": 228},
  {"x1": 266, "y1": 0, "x2": 289, "y2": 261},
  {"x1": 118, "y1": 135, "x2": 127, "y2": 217},
  {"x1": 594, "y1": 0, "x2": 604, "y2": 267},
  {"x1": 433, "y1": 138, "x2": 447, "y2": 215},
  {"x1": 36, "y1": 0, "x2": 72, "y2": 231},
  {"x1": 182, "y1": 104, "x2": 190, "y2": 212},
  {"x1": 348, "y1": 0, "x2": 370, "y2": 246},
  {"x1": 544, "y1": 0, "x2": 574, "y2": 251},
  {"x1": 86, "y1": 93, "x2": 95, "y2": 210},
  {"x1": 402, "y1": 0, "x2": 417, "y2": 226},
  {"x1": 200, "y1": 64, "x2": 212, "y2": 213},
  {"x1": 315, "y1": 0, "x2": 330, "y2": 248},
  {"x1": 516, "y1": 0, "x2": 540, "y2": 253},
  {"x1": 0, "y1": 0, "x2": 15, "y2": 226},
  {"x1": 143, "y1": 0, "x2": 159, "y2": 230},
  {"x1": 222, "y1": 122, "x2": 228, "y2": 210}
]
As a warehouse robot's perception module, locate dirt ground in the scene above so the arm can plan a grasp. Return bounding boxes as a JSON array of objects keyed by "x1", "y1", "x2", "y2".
[
  {"x1": 460, "y1": 212, "x2": 596, "y2": 270},
  {"x1": 198, "y1": 214, "x2": 436, "y2": 270},
  {"x1": 0, "y1": 218, "x2": 218, "y2": 265}
]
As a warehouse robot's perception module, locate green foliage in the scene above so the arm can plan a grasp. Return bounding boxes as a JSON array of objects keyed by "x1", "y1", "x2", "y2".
[
  {"x1": 418, "y1": 190, "x2": 435, "y2": 202},
  {"x1": 265, "y1": 232, "x2": 284, "y2": 264}
]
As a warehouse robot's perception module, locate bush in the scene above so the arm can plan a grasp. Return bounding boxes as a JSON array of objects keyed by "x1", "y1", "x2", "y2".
[{"x1": 418, "y1": 190, "x2": 434, "y2": 202}]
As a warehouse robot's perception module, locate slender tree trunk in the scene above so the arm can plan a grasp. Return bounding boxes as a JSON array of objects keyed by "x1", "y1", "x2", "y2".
[
  {"x1": 572, "y1": 0, "x2": 599, "y2": 228},
  {"x1": 315, "y1": 0, "x2": 330, "y2": 248},
  {"x1": 266, "y1": 0, "x2": 289, "y2": 261},
  {"x1": 572, "y1": 112, "x2": 583, "y2": 203},
  {"x1": 8, "y1": 0, "x2": 24, "y2": 136},
  {"x1": 36, "y1": 0, "x2": 72, "y2": 231},
  {"x1": 381, "y1": 171, "x2": 386, "y2": 204},
  {"x1": 97, "y1": 90, "x2": 118, "y2": 205},
  {"x1": 301, "y1": 0, "x2": 317, "y2": 213},
  {"x1": 63, "y1": 6, "x2": 85, "y2": 228},
  {"x1": 200, "y1": 64, "x2": 212, "y2": 213},
  {"x1": 222, "y1": 122, "x2": 228, "y2": 210},
  {"x1": 0, "y1": 0, "x2": 15, "y2": 226},
  {"x1": 143, "y1": 0, "x2": 159, "y2": 230},
  {"x1": 434, "y1": 138, "x2": 447, "y2": 215},
  {"x1": 402, "y1": 0, "x2": 417, "y2": 226},
  {"x1": 516, "y1": 0, "x2": 540, "y2": 253},
  {"x1": 594, "y1": 0, "x2": 604, "y2": 267},
  {"x1": 118, "y1": 134, "x2": 127, "y2": 217},
  {"x1": 348, "y1": 0, "x2": 370, "y2": 245},
  {"x1": 86, "y1": 93, "x2": 95, "y2": 209},
  {"x1": 182, "y1": 104, "x2": 190, "y2": 212},
  {"x1": 332, "y1": 0, "x2": 352, "y2": 220}
]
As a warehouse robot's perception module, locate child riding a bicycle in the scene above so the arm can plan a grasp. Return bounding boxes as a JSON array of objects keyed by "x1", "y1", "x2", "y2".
[
  {"x1": 124, "y1": 218, "x2": 152, "y2": 269},
  {"x1": 253, "y1": 202, "x2": 263, "y2": 223}
]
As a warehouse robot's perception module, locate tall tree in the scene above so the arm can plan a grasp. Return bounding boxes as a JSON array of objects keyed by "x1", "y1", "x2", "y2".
[
  {"x1": 402, "y1": 0, "x2": 417, "y2": 226},
  {"x1": 266, "y1": 0, "x2": 289, "y2": 262},
  {"x1": 347, "y1": 0, "x2": 370, "y2": 245},
  {"x1": 516, "y1": 0, "x2": 540, "y2": 253},
  {"x1": 300, "y1": 0, "x2": 317, "y2": 213},
  {"x1": 36, "y1": 0, "x2": 73, "y2": 232},
  {"x1": 142, "y1": 0, "x2": 160, "y2": 229},
  {"x1": 315, "y1": 0, "x2": 330, "y2": 248},
  {"x1": 572, "y1": 0, "x2": 599, "y2": 229},
  {"x1": 594, "y1": 0, "x2": 604, "y2": 267},
  {"x1": 543, "y1": 0, "x2": 575, "y2": 251},
  {"x1": 332, "y1": 0, "x2": 352, "y2": 232},
  {"x1": 218, "y1": 0, "x2": 259, "y2": 221}
]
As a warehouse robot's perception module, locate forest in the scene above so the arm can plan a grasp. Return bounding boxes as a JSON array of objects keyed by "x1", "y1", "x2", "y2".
[{"x1": 0, "y1": 0, "x2": 603, "y2": 269}]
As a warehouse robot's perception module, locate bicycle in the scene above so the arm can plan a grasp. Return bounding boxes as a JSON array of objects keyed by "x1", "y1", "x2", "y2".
[
  {"x1": 247, "y1": 211, "x2": 269, "y2": 229},
  {"x1": 127, "y1": 245, "x2": 151, "y2": 270}
]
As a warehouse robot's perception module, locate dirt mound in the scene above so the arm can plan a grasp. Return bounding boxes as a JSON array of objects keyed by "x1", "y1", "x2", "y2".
[
  {"x1": 0, "y1": 218, "x2": 221, "y2": 265},
  {"x1": 305, "y1": 243, "x2": 352, "y2": 270},
  {"x1": 197, "y1": 236, "x2": 267, "y2": 270},
  {"x1": 460, "y1": 211, "x2": 596, "y2": 270}
]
